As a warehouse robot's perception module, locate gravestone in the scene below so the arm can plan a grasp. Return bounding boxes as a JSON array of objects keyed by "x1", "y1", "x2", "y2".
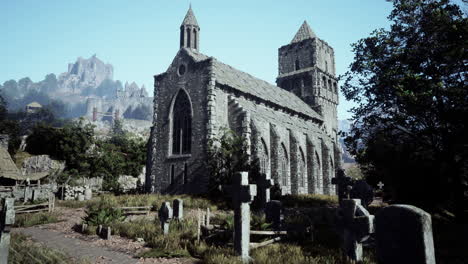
[
  {"x1": 265, "y1": 200, "x2": 282, "y2": 230},
  {"x1": 0, "y1": 198, "x2": 15, "y2": 264},
  {"x1": 332, "y1": 169, "x2": 354, "y2": 204},
  {"x1": 377, "y1": 181, "x2": 384, "y2": 190},
  {"x1": 158, "y1": 202, "x2": 173, "y2": 235},
  {"x1": 104, "y1": 226, "x2": 112, "y2": 240},
  {"x1": 340, "y1": 199, "x2": 374, "y2": 262},
  {"x1": 257, "y1": 177, "x2": 274, "y2": 209},
  {"x1": 77, "y1": 193, "x2": 85, "y2": 201},
  {"x1": 228, "y1": 171, "x2": 257, "y2": 263},
  {"x1": 173, "y1": 199, "x2": 183, "y2": 220},
  {"x1": 375, "y1": 205, "x2": 435, "y2": 264},
  {"x1": 81, "y1": 223, "x2": 88, "y2": 233},
  {"x1": 48, "y1": 193, "x2": 55, "y2": 212}
]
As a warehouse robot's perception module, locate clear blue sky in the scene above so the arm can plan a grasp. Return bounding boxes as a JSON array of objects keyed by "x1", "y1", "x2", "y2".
[{"x1": 1, "y1": 0, "x2": 397, "y2": 119}]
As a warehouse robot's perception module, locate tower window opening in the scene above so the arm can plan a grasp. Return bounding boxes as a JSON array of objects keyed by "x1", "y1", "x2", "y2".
[
  {"x1": 193, "y1": 29, "x2": 197, "y2": 50},
  {"x1": 295, "y1": 59, "x2": 300, "y2": 71},
  {"x1": 187, "y1": 28, "x2": 191, "y2": 48}
]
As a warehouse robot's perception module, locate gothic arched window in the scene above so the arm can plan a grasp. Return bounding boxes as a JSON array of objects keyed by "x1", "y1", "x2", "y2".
[
  {"x1": 299, "y1": 148, "x2": 306, "y2": 187},
  {"x1": 279, "y1": 144, "x2": 289, "y2": 186},
  {"x1": 172, "y1": 90, "x2": 192, "y2": 155},
  {"x1": 315, "y1": 152, "x2": 321, "y2": 190},
  {"x1": 259, "y1": 139, "x2": 269, "y2": 176},
  {"x1": 295, "y1": 59, "x2": 300, "y2": 71}
]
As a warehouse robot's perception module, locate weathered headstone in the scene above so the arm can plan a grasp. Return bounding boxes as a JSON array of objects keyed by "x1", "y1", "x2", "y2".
[
  {"x1": 332, "y1": 169, "x2": 354, "y2": 204},
  {"x1": 0, "y1": 198, "x2": 15, "y2": 264},
  {"x1": 377, "y1": 181, "x2": 384, "y2": 190},
  {"x1": 340, "y1": 199, "x2": 374, "y2": 262},
  {"x1": 197, "y1": 208, "x2": 201, "y2": 243},
  {"x1": 257, "y1": 177, "x2": 274, "y2": 209},
  {"x1": 375, "y1": 205, "x2": 435, "y2": 264},
  {"x1": 81, "y1": 223, "x2": 88, "y2": 233},
  {"x1": 265, "y1": 200, "x2": 282, "y2": 230},
  {"x1": 228, "y1": 171, "x2": 257, "y2": 263},
  {"x1": 173, "y1": 199, "x2": 183, "y2": 220},
  {"x1": 158, "y1": 202, "x2": 173, "y2": 235},
  {"x1": 104, "y1": 226, "x2": 112, "y2": 240},
  {"x1": 77, "y1": 193, "x2": 85, "y2": 201}
]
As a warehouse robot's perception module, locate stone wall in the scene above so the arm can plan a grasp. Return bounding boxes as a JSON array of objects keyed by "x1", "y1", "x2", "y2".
[{"x1": 147, "y1": 50, "x2": 211, "y2": 194}]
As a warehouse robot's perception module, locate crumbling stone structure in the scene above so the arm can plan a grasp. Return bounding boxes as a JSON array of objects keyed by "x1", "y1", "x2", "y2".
[{"x1": 146, "y1": 7, "x2": 340, "y2": 196}]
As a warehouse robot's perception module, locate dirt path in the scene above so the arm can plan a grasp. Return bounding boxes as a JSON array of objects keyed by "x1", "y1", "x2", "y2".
[{"x1": 13, "y1": 207, "x2": 197, "y2": 264}]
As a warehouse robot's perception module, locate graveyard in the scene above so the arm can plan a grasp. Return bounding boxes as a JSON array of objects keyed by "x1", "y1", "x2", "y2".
[{"x1": 1, "y1": 0, "x2": 468, "y2": 263}]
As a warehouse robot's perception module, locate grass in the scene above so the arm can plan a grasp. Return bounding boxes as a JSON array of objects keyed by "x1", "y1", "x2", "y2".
[
  {"x1": 13, "y1": 212, "x2": 61, "y2": 227},
  {"x1": 280, "y1": 194, "x2": 338, "y2": 208},
  {"x1": 9, "y1": 233, "x2": 90, "y2": 264},
  {"x1": 58, "y1": 193, "x2": 218, "y2": 211}
]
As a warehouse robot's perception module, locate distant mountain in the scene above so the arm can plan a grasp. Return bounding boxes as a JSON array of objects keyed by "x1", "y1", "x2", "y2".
[
  {"x1": 338, "y1": 119, "x2": 355, "y2": 164},
  {"x1": 0, "y1": 55, "x2": 150, "y2": 119}
]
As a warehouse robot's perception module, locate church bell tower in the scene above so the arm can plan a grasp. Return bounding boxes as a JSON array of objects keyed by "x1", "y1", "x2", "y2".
[
  {"x1": 180, "y1": 6, "x2": 200, "y2": 51},
  {"x1": 276, "y1": 21, "x2": 339, "y2": 137}
]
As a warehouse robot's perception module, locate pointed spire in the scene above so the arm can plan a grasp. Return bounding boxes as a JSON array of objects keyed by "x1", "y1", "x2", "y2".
[
  {"x1": 181, "y1": 5, "x2": 199, "y2": 27},
  {"x1": 291, "y1": 21, "x2": 316, "y2": 43}
]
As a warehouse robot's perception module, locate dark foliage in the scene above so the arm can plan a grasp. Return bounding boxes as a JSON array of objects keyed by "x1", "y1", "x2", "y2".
[{"x1": 341, "y1": 0, "x2": 467, "y2": 220}]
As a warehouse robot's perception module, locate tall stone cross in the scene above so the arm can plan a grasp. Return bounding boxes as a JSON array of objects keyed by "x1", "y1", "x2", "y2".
[
  {"x1": 0, "y1": 198, "x2": 15, "y2": 264},
  {"x1": 228, "y1": 171, "x2": 257, "y2": 263},
  {"x1": 256, "y1": 176, "x2": 274, "y2": 209},
  {"x1": 332, "y1": 169, "x2": 354, "y2": 203},
  {"x1": 158, "y1": 202, "x2": 173, "y2": 235},
  {"x1": 341, "y1": 199, "x2": 374, "y2": 262}
]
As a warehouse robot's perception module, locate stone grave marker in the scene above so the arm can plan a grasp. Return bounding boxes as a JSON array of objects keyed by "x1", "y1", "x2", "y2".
[
  {"x1": 332, "y1": 169, "x2": 354, "y2": 203},
  {"x1": 0, "y1": 198, "x2": 15, "y2": 264},
  {"x1": 257, "y1": 176, "x2": 274, "y2": 209},
  {"x1": 375, "y1": 204, "x2": 435, "y2": 264},
  {"x1": 228, "y1": 171, "x2": 257, "y2": 263},
  {"x1": 173, "y1": 199, "x2": 183, "y2": 220},
  {"x1": 265, "y1": 200, "x2": 282, "y2": 230},
  {"x1": 158, "y1": 202, "x2": 173, "y2": 235},
  {"x1": 377, "y1": 181, "x2": 384, "y2": 190},
  {"x1": 84, "y1": 187, "x2": 92, "y2": 200},
  {"x1": 341, "y1": 199, "x2": 374, "y2": 262}
]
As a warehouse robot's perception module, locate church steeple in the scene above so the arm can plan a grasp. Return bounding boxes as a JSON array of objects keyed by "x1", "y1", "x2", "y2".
[
  {"x1": 180, "y1": 6, "x2": 200, "y2": 51},
  {"x1": 291, "y1": 21, "x2": 316, "y2": 43}
]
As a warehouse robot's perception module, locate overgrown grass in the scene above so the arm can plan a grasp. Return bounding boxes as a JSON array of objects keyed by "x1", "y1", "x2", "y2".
[
  {"x1": 281, "y1": 194, "x2": 338, "y2": 208},
  {"x1": 9, "y1": 233, "x2": 90, "y2": 264},
  {"x1": 13, "y1": 212, "x2": 61, "y2": 227},
  {"x1": 59, "y1": 193, "x2": 218, "y2": 210}
]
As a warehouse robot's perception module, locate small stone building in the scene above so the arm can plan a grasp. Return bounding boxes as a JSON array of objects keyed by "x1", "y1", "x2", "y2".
[
  {"x1": 25, "y1": 101, "x2": 42, "y2": 113},
  {"x1": 146, "y1": 7, "x2": 340, "y2": 196}
]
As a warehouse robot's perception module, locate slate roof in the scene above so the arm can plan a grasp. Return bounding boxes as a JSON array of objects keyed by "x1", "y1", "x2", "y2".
[
  {"x1": 27, "y1": 101, "x2": 42, "y2": 108},
  {"x1": 181, "y1": 6, "x2": 199, "y2": 27},
  {"x1": 183, "y1": 48, "x2": 322, "y2": 121},
  {"x1": 291, "y1": 21, "x2": 316, "y2": 43},
  {"x1": 0, "y1": 147, "x2": 21, "y2": 180}
]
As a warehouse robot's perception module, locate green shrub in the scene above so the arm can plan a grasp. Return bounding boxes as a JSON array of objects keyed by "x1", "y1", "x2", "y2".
[
  {"x1": 281, "y1": 194, "x2": 338, "y2": 208},
  {"x1": 83, "y1": 196, "x2": 125, "y2": 225}
]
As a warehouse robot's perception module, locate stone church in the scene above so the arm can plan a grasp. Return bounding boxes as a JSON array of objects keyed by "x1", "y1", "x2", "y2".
[{"x1": 146, "y1": 7, "x2": 340, "y2": 196}]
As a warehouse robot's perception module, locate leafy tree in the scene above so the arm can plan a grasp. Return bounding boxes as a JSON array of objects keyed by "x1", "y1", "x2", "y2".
[
  {"x1": 206, "y1": 128, "x2": 263, "y2": 208},
  {"x1": 0, "y1": 94, "x2": 21, "y2": 156},
  {"x1": 341, "y1": 0, "x2": 467, "y2": 220}
]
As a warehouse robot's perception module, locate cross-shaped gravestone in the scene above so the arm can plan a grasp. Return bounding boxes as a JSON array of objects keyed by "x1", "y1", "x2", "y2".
[
  {"x1": 0, "y1": 198, "x2": 15, "y2": 264},
  {"x1": 228, "y1": 171, "x2": 257, "y2": 263},
  {"x1": 377, "y1": 181, "x2": 384, "y2": 190},
  {"x1": 173, "y1": 199, "x2": 183, "y2": 220},
  {"x1": 158, "y1": 202, "x2": 173, "y2": 235},
  {"x1": 332, "y1": 169, "x2": 354, "y2": 203},
  {"x1": 257, "y1": 176, "x2": 274, "y2": 209},
  {"x1": 340, "y1": 199, "x2": 374, "y2": 262}
]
